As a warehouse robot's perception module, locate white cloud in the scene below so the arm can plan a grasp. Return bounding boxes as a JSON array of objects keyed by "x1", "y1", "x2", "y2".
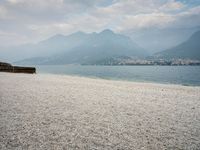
[
  {"x1": 28, "y1": 23, "x2": 74, "y2": 37},
  {"x1": 0, "y1": 6, "x2": 7, "y2": 19},
  {"x1": 117, "y1": 13, "x2": 175, "y2": 31},
  {"x1": 174, "y1": 5, "x2": 200, "y2": 28},
  {"x1": 0, "y1": 0, "x2": 199, "y2": 46},
  {"x1": 159, "y1": 0, "x2": 185, "y2": 12}
]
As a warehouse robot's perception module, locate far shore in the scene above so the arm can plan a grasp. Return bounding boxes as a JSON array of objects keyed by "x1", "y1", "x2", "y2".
[{"x1": 0, "y1": 72, "x2": 200, "y2": 149}]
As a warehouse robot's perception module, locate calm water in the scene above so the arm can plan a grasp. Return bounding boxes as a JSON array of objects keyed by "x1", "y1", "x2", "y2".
[{"x1": 36, "y1": 65, "x2": 200, "y2": 86}]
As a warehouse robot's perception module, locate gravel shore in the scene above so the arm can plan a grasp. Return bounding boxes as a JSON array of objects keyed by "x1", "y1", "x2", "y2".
[{"x1": 0, "y1": 73, "x2": 200, "y2": 150}]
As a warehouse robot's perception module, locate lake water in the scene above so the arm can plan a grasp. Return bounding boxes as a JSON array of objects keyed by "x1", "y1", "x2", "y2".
[{"x1": 36, "y1": 65, "x2": 200, "y2": 86}]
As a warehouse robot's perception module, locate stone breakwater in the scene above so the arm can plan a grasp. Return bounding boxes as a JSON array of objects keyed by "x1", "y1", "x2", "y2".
[{"x1": 0, "y1": 62, "x2": 35, "y2": 74}]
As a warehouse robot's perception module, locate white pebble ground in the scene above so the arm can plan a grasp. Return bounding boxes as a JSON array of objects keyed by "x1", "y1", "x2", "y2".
[{"x1": 0, "y1": 73, "x2": 200, "y2": 150}]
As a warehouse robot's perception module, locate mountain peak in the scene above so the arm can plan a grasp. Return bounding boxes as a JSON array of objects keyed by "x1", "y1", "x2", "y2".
[
  {"x1": 70, "y1": 31, "x2": 87, "y2": 37},
  {"x1": 40, "y1": 34, "x2": 66, "y2": 44},
  {"x1": 48, "y1": 34, "x2": 66, "y2": 40},
  {"x1": 74, "y1": 31, "x2": 85, "y2": 35},
  {"x1": 100, "y1": 29, "x2": 114, "y2": 34},
  {"x1": 54, "y1": 33, "x2": 65, "y2": 37}
]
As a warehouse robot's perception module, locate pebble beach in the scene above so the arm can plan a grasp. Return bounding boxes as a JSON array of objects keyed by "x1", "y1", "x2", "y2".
[{"x1": 0, "y1": 73, "x2": 200, "y2": 149}]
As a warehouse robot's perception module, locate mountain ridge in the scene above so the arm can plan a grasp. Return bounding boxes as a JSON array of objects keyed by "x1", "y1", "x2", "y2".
[
  {"x1": 15, "y1": 29, "x2": 148, "y2": 65},
  {"x1": 153, "y1": 30, "x2": 200, "y2": 60}
]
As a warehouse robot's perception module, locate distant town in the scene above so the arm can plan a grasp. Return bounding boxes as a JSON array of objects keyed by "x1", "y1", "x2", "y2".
[{"x1": 91, "y1": 58, "x2": 200, "y2": 66}]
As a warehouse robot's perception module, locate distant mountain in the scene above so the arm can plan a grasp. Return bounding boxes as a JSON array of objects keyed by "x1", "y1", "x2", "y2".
[
  {"x1": 153, "y1": 30, "x2": 200, "y2": 60},
  {"x1": 1, "y1": 31, "x2": 88, "y2": 62},
  {"x1": 15, "y1": 29, "x2": 148, "y2": 65},
  {"x1": 126, "y1": 26, "x2": 200, "y2": 54}
]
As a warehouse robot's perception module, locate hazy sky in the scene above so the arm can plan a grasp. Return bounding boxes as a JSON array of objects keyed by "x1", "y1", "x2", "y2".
[{"x1": 0, "y1": 0, "x2": 200, "y2": 46}]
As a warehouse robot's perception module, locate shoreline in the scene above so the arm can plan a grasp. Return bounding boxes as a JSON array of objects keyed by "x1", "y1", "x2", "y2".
[
  {"x1": 0, "y1": 72, "x2": 200, "y2": 149},
  {"x1": 35, "y1": 65, "x2": 200, "y2": 87},
  {"x1": 1, "y1": 71, "x2": 199, "y2": 88},
  {"x1": 37, "y1": 72, "x2": 200, "y2": 87}
]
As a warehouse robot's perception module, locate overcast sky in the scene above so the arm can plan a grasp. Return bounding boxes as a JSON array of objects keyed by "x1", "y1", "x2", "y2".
[{"x1": 0, "y1": 0, "x2": 200, "y2": 46}]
